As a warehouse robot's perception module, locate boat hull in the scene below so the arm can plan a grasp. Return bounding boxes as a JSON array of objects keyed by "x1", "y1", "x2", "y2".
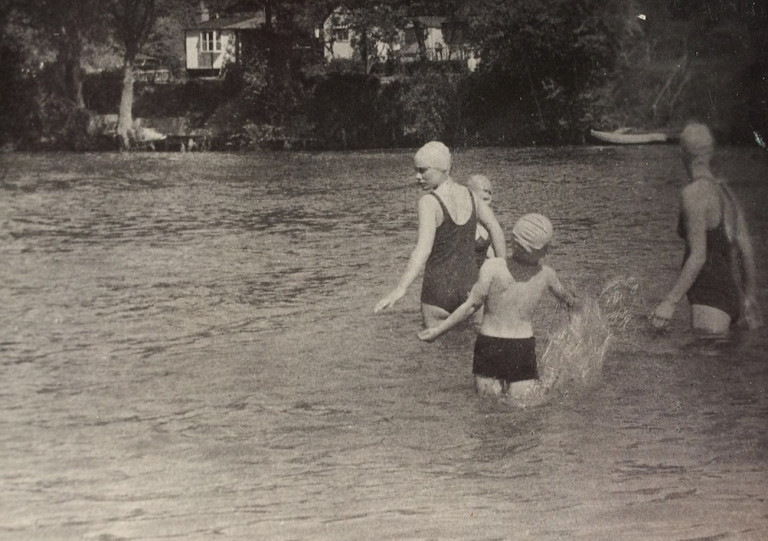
[{"x1": 590, "y1": 129, "x2": 668, "y2": 144}]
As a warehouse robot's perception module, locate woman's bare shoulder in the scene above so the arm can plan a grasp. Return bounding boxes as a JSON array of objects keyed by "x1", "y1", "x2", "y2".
[
  {"x1": 684, "y1": 178, "x2": 720, "y2": 198},
  {"x1": 681, "y1": 180, "x2": 718, "y2": 212},
  {"x1": 418, "y1": 191, "x2": 437, "y2": 203},
  {"x1": 539, "y1": 264, "x2": 558, "y2": 280},
  {"x1": 481, "y1": 257, "x2": 508, "y2": 272},
  {"x1": 417, "y1": 192, "x2": 440, "y2": 210}
]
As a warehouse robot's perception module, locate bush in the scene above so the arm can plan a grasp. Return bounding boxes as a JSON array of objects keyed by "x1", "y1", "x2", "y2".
[
  {"x1": 395, "y1": 72, "x2": 463, "y2": 145},
  {"x1": 306, "y1": 72, "x2": 381, "y2": 149},
  {"x1": 0, "y1": 42, "x2": 36, "y2": 149},
  {"x1": 84, "y1": 73, "x2": 233, "y2": 121},
  {"x1": 83, "y1": 70, "x2": 123, "y2": 114}
]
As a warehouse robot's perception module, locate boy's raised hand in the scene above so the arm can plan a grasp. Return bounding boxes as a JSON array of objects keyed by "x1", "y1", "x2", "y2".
[
  {"x1": 417, "y1": 326, "x2": 440, "y2": 342},
  {"x1": 743, "y1": 295, "x2": 764, "y2": 330}
]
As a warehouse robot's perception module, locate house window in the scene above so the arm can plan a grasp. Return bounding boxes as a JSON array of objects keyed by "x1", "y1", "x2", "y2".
[
  {"x1": 332, "y1": 27, "x2": 349, "y2": 42},
  {"x1": 201, "y1": 30, "x2": 221, "y2": 52}
]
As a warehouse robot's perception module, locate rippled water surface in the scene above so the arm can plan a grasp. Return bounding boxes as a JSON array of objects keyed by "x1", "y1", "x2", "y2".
[{"x1": 1, "y1": 147, "x2": 767, "y2": 540}]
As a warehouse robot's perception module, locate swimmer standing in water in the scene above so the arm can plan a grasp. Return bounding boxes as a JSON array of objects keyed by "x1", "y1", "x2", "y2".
[
  {"x1": 651, "y1": 122, "x2": 762, "y2": 333},
  {"x1": 375, "y1": 142, "x2": 506, "y2": 328},
  {"x1": 418, "y1": 214, "x2": 579, "y2": 404}
]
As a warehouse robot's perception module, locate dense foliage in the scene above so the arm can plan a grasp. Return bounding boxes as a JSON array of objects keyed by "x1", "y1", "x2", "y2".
[{"x1": 1, "y1": 0, "x2": 765, "y2": 150}]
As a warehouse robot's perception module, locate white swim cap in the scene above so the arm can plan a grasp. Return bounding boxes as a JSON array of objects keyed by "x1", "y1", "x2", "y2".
[
  {"x1": 680, "y1": 122, "x2": 714, "y2": 158},
  {"x1": 414, "y1": 141, "x2": 451, "y2": 172},
  {"x1": 512, "y1": 213, "x2": 553, "y2": 252},
  {"x1": 468, "y1": 174, "x2": 491, "y2": 191}
]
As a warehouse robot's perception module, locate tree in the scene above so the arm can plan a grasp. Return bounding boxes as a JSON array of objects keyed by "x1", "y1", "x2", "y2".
[
  {"x1": 0, "y1": 1, "x2": 31, "y2": 147},
  {"x1": 599, "y1": 1, "x2": 768, "y2": 135},
  {"x1": 461, "y1": 0, "x2": 628, "y2": 140},
  {"x1": 341, "y1": 1, "x2": 404, "y2": 73},
  {"x1": 142, "y1": 0, "x2": 199, "y2": 71},
  {"x1": 9, "y1": 0, "x2": 107, "y2": 108},
  {"x1": 217, "y1": 0, "x2": 323, "y2": 134},
  {"x1": 111, "y1": 0, "x2": 156, "y2": 149}
]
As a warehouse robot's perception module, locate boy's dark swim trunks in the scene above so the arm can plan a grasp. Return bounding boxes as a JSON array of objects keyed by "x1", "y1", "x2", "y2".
[{"x1": 473, "y1": 335, "x2": 537, "y2": 383}]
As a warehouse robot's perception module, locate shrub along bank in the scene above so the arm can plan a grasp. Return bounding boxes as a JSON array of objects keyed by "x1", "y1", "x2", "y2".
[{"x1": 2, "y1": 60, "x2": 765, "y2": 151}]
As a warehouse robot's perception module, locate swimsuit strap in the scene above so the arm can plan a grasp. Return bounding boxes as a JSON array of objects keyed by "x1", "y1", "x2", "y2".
[
  {"x1": 716, "y1": 180, "x2": 739, "y2": 242},
  {"x1": 429, "y1": 187, "x2": 475, "y2": 225},
  {"x1": 696, "y1": 174, "x2": 728, "y2": 232},
  {"x1": 429, "y1": 192, "x2": 452, "y2": 224}
]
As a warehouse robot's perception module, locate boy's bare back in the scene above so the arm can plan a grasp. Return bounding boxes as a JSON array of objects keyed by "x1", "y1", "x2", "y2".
[
  {"x1": 417, "y1": 213, "x2": 574, "y2": 345},
  {"x1": 471, "y1": 257, "x2": 564, "y2": 339}
]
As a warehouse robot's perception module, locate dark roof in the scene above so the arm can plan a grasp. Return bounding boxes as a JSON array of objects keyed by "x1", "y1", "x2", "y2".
[
  {"x1": 323, "y1": 9, "x2": 449, "y2": 29},
  {"x1": 225, "y1": 0, "x2": 262, "y2": 12},
  {"x1": 186, "y1": 12, "x2": 264, "y2": 31},
  {"x1": 413, "y1": 16, "x2": 446, "y2": 28}
]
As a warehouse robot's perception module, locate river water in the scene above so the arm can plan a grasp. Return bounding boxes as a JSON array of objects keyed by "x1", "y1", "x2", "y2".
[{"x1": 1, "y1": 146, "x2": 767, "y2": 540}]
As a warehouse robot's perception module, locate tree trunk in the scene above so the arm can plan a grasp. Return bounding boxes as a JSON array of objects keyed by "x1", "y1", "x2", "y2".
[
  {"x1": 117, "y1": 56, "x2": 135, "y2": 150},
  {"x1": 64, "y1": 57, "x2": 85, "y2": 109},
  {"x1": 413, "y1": 21, "x2": 427, "y2": 60},
  {"x1": 112, "y1": 0, "x2": 156, "y2": 150},
  {"x1": 61, "y1": 26, "x2": 85, "y2": 108},
  {"x1": 360, "y1": 28, "x2": 369, "y2": 73},
  {"x1": 264, "y1": 0, "x2": 272, "y2": 32},
  {"x1": 527, "y1": 68, "x2": 546, "y2": 131}
]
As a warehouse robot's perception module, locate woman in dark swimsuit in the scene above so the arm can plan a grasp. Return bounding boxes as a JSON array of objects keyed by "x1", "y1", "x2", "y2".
[
  {"x1": 651, "y1": 122, "x2": 762, "y2": 333},
  {"x1": 375, "y1": 142, "x2": 506, "y2": 328}
]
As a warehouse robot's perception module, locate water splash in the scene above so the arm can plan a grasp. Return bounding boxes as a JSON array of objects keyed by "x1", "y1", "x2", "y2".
[
  {"x1": 538, "y1": 277, "x2": 642, "y2": 397},
  {"x1": 754, "y1": 131, "x2": 766, "y2": 150}
]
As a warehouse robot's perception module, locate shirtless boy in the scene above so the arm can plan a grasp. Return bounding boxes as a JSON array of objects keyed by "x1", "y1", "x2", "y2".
[{"x1": 418, "y1": 213, "x2": 578, "y2": 402}]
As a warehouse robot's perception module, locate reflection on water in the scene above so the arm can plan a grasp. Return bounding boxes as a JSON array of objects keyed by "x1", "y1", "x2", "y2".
[{"x1": 1, "y1": 148, "x2": 767, "y2": 540}]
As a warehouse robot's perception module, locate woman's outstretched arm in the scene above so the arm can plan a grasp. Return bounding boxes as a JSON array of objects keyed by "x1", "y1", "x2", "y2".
[
  {"x1": 651, "y1": 186, "x2": 708, "y2": 327},
  {"x1": 375, "y1": 196, "x2": 437, "y2": 313}
]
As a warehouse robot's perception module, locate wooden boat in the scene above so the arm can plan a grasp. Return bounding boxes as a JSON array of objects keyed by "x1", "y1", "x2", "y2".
[{"x1": 590, "y1": 128, "x2": 669, "y2": 145}]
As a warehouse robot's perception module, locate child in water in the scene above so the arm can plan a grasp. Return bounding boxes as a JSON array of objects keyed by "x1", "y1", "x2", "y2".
[
  {"x1": 467, "y1": 174, "x2": 496, "y2": 268},
  {"x1": 418, "y1": 213, "x2": 579, "y2": 404}
]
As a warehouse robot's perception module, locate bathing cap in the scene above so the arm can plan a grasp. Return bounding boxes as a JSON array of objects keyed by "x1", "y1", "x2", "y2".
[
  {"x1": 468, "y1": 174, "x2": 491, "y2": 191},
  {"x1": 414, "y1": 141, "x2": 451, "y2": 172},
  {"x1": 680, "y1": 122, "x2": 714, "y2": 158},
  {"x1": 512, "y1": 213, "x2": 553, "y2": 252}
]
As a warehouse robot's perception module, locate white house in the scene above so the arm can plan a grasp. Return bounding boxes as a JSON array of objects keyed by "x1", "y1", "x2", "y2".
[
  {"x1": 402, "y1": 17, "x2": 448, "y2": 61},
  {"x1": 321, "y1": 7, "x2": 397, "y2": 63},
  {"x1": 321, "y1": 9, "x2": 468, "y2": 64},
  {"x1": 184, "y1": 3, "x2": 265, "y2": 78},
  {"x1": 322, "y1": 7, "x2": 352, "y2": 61}
]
